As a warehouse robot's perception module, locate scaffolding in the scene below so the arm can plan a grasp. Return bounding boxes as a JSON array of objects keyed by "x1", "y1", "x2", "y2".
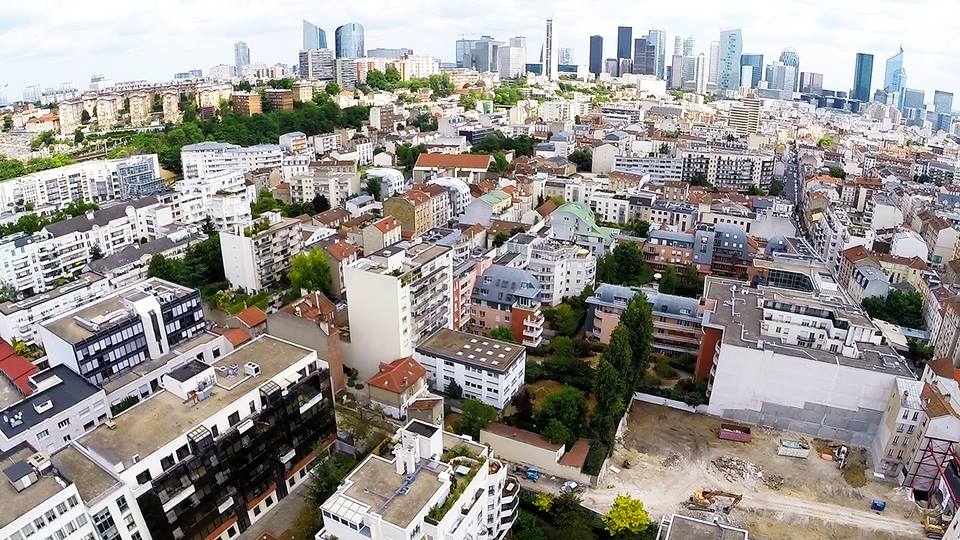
[{"x1": 906, "y1": 436, "x2": 960, "y2": 511}]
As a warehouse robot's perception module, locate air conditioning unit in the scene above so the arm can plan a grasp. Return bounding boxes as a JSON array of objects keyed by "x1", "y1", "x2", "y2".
[
  {"x1": 244, "y1": 362, "x2": 261, "y2": 377},
  {"x1": 28, "y1": 453, "x2": 52, "y2": 473}
]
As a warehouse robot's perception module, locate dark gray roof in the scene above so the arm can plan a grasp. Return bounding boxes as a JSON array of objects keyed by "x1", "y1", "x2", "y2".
[
  {"x1": 167, "y1": 360, "x2": 210, "y2": 383},
  {"x1": 649, "y1": 229, "x2": 695, "y2": 245},
  {"x1": 472, "y1": 265, "x2": 541, "y2": 306},
  {"x1": 0, "y1": 366, "x2": 102, "y2": 439},
  {"x1": 3, "y1": 460, "x2": 31, "y2": 482},
  {"x1": 44, "y1": 197, "x2": 160, "y2": 236},
  {"x1": 87, "y1": 231, "x2": 196, "y2": 273}
]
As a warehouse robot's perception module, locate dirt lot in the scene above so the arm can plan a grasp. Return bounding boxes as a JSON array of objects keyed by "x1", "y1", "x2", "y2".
[{"x1": 582, "y1": 402, "x2": 927, "y2": 540}]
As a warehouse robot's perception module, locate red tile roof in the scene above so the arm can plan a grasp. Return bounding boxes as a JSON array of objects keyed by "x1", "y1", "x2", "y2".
[
  {"x1": 221, "y1": 328, "x2": 252, "y2": 347},
  {"x1": 407, "y1": 398, "x2": 442, "y2": 410},
  {"x1": 414, "y1": 153, "x2": 492, "y2": 170},
  {"x1": 325, "y1": 240, "x2": 358, "y2": 262},
  {"x1": 0, "y1": 353, "x2": 37, "y2": 396},
  {"x1": 235, "y1": 307, "x2": 267, "y2": 328},
  {"x1": 558, "y1": 439, "x2": 591, "y2": 468},
  {"x1": 483, "y1": 422, "x2": 563, "y2": 452},
  {"x1": 535, "y1": 200, "x2": 557, "y2": 217},
  {"x1": 373, "y1": 216, "x2": 400, "y2": 234},
  {"x1": 921, "y1": 383, "x2": 956, "y2": 418},
  {"x1": 282, "y1": 291, "x2": 336, "y2": 323},
  {"x1": 367, "y1": 357, "x2": 426, "y2": 393}
]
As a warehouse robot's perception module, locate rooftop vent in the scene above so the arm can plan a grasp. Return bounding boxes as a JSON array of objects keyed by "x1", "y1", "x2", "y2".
[{"x1": 33, "y1": 400, "x2": 53, "y2": 414}]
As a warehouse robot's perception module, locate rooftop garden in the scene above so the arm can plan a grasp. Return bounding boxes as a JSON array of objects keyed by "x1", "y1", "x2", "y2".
[{"x1": 425, "y1": 456, "x2": 485, "y2": 525}]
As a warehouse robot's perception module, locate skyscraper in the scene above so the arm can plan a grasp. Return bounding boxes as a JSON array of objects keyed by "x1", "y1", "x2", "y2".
[
  {"x1": 682, "y1": 37, "x2": 696, "y2": 85},
  {"x1": 335, "y1": 23, "x2": 365, "y2": 59},
  {"x1": 799, "y1": 72, "x2": 823, "y2": 94},
  {"x1": 558, "y1": 47, "x2": 573, "y2": 65},
  {"x1": 299, "y1": 49, "x2": 335, "y2": 80},
  {"x1": 673, "y1": 35, "x2": 682, "y2": 56},
  {"x1": 234, "y1": 41, "x2": 250, "y2": 71},
  {"x1": 632, "y1": 38, "x2": 656, "y2": 75},
  {"x1": 883, "y1": 46, "x2": 905, "y2": 94},
  {"x1": 717, "y1": 29, "x2": 742, "y2": 92},
  {"x1": 544, "y1": 18, "x2": 555, "y2": 80},
  {"x1": 498, "y1": 37, "x2": 526, "y2": 78},
  {"x1": 647, "y1": 29, "x2": 666, "y2": 79},
  {"x1": 934, "y1": 90, "x2": 954, "y2": 114},
  {"x1": 694, "y1": 53, "x2": 707, "y2": 94},
  {"x1": 852, "y1": 53, "x2": 874, "y2": 101},
  {"x1": 617, "y1": 27, "x2": 632, "y2": 60},
  {"x1": 302, "y1": 20, "x2": 327, "y2": 50},
  {"x1": 764, "y1": 61, "x2": 797, "y2": 100},
  {"x1": 740, "y1": 54, "x2": 763, "y2": 88},
  {"x1": 670, "y1": 55, "x2": 684, "y2": 88},
  {"x1": 779, "y1": 48, "x2": 800, "y2": 91},
  {"x1": 708, "y1": 40, "x2": 720, "y2": 85},
  {"x1": 589, "y1": 35, "x2": 603, "y2": 78}
]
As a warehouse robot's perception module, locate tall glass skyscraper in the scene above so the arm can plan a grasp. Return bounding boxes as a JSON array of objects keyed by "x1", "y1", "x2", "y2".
[
  {"x1": 779, "y1": 48, "x2": 800, "y2": 91},
  {"x1": 853, "y1": 53, "x2": 873, "y2": 101},
  {"x1": 884, "y1": 46, "x2": 904, "y2": 92},
  {"x1": 303, "y1": 20, "x2": 327, "y2": 50},
  {"x1": 234, "y1": 41, "x2": 250, "y2": 71},
  {"x1": 934, "y1": 90, "x2": 954, "y2": 114},
  {"x1": 589, "y1": 35, "x2": 603, "y2": 78},
  {"x1": 717, "y1": 29, "x2": 742, "y2": 92},
  {"x1": 335, "y1": 23, "x2": 364, "y2": 59},
  {"x1": 739, "y1": 53, "x2": 763, "y2": 88},
  {"x1": 647, "y1": 29, "x2": 666, "y2": 79},
  {"x1": 617, "y1": 27, "x2": 632, "y2": 60}
]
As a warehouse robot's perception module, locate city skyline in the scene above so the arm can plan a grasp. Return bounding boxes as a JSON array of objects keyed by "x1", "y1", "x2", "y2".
[{"x1": 3, "y1": 0, "x2": 958, "y2": 102}]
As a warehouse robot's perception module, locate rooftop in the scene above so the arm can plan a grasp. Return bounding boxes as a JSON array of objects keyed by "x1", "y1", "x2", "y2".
[
  {"x1": 417, "y1": 329, "x2": 525, "y2": 374},
  {"x1": 0, "y1": 273, "x2": 106, "y2": 315},
  {"x1": 51, "y1": 445, "x2": 119, "y2": 503},
  {"x1": 43, "y1": 197, "x2": 159, "y2": 237},
  {"x1": 414, "y1": 153, "x2": 492, "y2": 170},
  {"x1": 334, "y1": 454, "x2": 444, "y2": 529},
  {"x1": 1, "y1": 444, "x2": 64, "y2": 527},
  {"x1": 659, "y1": 514, "x2": 748, "y2": 540},
  {"x1": 702, "y1": 277, "x2": 913, "y2": 377},
  {"x1": 482, "y1": 423, "x2": 563, "y2": 452},
  {"x1": 78, "y1": 336, "x2": 313, "y2": 469},
  {"x1": 0, "y1": 366, "x2": 102, "y2": 440}
]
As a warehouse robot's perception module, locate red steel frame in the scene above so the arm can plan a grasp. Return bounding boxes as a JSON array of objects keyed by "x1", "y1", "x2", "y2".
[{"x1": 907, "y1": 436, "x2": 960, "y2": 510}]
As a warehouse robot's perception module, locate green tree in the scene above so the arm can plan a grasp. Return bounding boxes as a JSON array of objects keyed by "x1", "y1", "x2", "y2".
[
  {"x1": 596, "y1": 243, "x2": 654, "y2": 286},
  {"x1": 489, "y1": 151, "x2": 509, "y2": 172},
  {"x1": 489, "y1": 326, "x2": 514, "y2": 343},
  {"x1": 288, "y1": 250, "x2": 332, "y2": 295},
  {"x1": 689, "y1": 171, "x2": 712, "y2": 187},
  {"x1": 147, "y1": 254, "x2": 186, "y2": 284},
  {"x1": 396, "y1": 143, "x2": 426, "y2": 172},
  {"x1": 624, "y1": 218, "x2": 650, "y2": 237},
  {"x1": 234, "y1": 81, "x2": 253, "y2": 92},
  {"x1": 445, "y1": 380, "x2": 463, "y2": 399},
  {"x1": 658, "y1": 266, "x2": 681, "y2": 295},
  {"x1": 568, "y1": 149, "x2": 592, "y2": 172},
  {"x1": 312, "y1": 194, "x2": 331, "y2": 213},
  {"x1": 459, "y1": 93, "x2": 478, "y2": 110},
  {"x1": 828, "y1": 166, "x2": 847, "y2": 179},
  {"x1": 73, "y1": 128, "x2": 84, "y2": 144},
  {"x1": 545, "y1": 303, "x2": 583, "y2": 336},
  {"x1": 325, "y1": 82, "x2": 342, "y2": 95},
  {"x1": 907, "y1": 339, "x2": 934, "y2": 364},
  {"x1": 89, "y1": 244, "x2": 104, "y2": 261},
  {"x1": 620, "y1": 293, "x2": 654, "y2": 393},
  {"x1": 201, "y1": 216, "x2": 217, "y2": 236},
  {"x1": 80, "y1": 109, "x2": 91, "y2": 124},
  {"x1": 456, "y1": 398, "x2": 498, "y2": 438},
  {"x1": 542, "y1": 418, "x2": 573, "y2": 445},
  {"x1": 493, "y1": 232, "x2": 510, "y2": 247},
  {"x1": 603, "y1": 495, "x2": 651, "y2": 536},
  {"x1": 592, "y1": 360, "x2": 626, "y2": 447},
  {"x1": 30, "y1": 131, "x2": 55, "y2": 150},
  {"x1": 365, "y1": 177, "x2": 382, "y2": 201},
  {"x1": 538, "y1": 387, "x2": 587, "y2": 436},
  {"x1": 0, "y1": 281, "x2": 20, "y2": 303},
  {"x1": 768, "y1": 178, "x2": 785, "y2": 196},
  {"x1": 2, "y1": 115, "x2": 12, "y2": 131},
  {"x1": 862, "y1": 290, "x2": 924, "y2": 329}
]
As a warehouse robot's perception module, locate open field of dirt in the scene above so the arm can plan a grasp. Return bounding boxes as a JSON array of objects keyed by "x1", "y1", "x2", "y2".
[{"x1": 581, "y1": 402, "x2": 927, "y2": 539}]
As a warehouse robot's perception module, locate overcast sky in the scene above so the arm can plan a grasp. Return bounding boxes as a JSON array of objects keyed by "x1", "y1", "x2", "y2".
[{"x1": 3, "y1": 0, "x2": 959, "y2": 105}]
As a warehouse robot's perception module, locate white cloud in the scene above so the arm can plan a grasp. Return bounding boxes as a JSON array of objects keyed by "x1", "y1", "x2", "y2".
[{"x1": 2, "y1": 0, "x2": 958, "y2": 104}]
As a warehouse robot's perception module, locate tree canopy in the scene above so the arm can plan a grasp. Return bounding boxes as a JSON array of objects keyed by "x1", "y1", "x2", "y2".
[
  {"x1": 455, "y1": 399, "x2": 498, "y2": 439},
  {"x1": 288, "y1": 249, "x2": 333, "y2": 296},
  {"x1": 603, "y1": 495, "x2": 651, "y2": 536},
  {"x1": 862, "y1": 290, "x2": 924, "y2": 329},
  {"x1": 489, "y1": 326, "x2": 514, "y2": 343},
  {"x1": 596, "y1": 243, "x2": 655, "y2": 286}
]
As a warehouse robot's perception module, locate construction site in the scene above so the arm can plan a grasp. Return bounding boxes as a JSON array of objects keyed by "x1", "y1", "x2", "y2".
[{"x1": 582, "y1": 402, "x2": 937, "y2": 540}]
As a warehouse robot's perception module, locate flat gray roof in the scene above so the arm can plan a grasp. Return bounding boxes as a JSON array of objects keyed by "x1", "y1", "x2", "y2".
[
  {"x1": 417, "y1": 328, "x2": 524, "y2": 374},
  {"x1": 661, "y1": 514, "x2": 748, "y2": 540},
  {"x1": 703, "y1": 277, "x2": 913, "y2": 376},
  {"x1": 0, "y1": 445, "x2": 64, "y2": 527},
  {"x1": 0, "y1": 273, "x2": 106, "y2": 315},
  {"x1": 51, "y1": 446, "x2": 119, "y2": 503},
  {"x1": 78, "y1": 336, "x2": 312, "y2": 469},
  {"x1": 340, "y1": 456, "x2": 443, "y2": 529}
]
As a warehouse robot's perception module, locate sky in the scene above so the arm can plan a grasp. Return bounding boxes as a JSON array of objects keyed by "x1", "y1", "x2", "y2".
[{"x1": 3, "y1": 0, "x2": 960, "y2": 105}]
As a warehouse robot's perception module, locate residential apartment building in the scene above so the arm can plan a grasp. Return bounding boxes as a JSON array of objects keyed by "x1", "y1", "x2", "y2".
[
  {"x1": 0, "y1": 155, "x2": 163, "y2": 211},
  {"x1": 180, "y1": 142, "x2": 283, "y2": 182},
  {"x1": 586, "y1": 284, "x2": 703, "y2": 356},
  {"x1": 460, "y1": 190, "x2": 518, "y2": 227},
  {"x1": 75, "y1": 335, "x2": 337, "y2": 540},
  {"x1": 319, "y1": 420, "x2": 518, "y2": 540},
  {"x1": 343, "y1": 243, "x2": 453, "y2": 379},
  {"x1": 412, "y1": 153, "x2": 492, "y2": 183},
  {"x1": 172, "y1": 169, "x2": 255, "y2": 229},
  {"x1": 548, "y1": 202, "x2": 616, "y2": 255},
  {"x1": 612, "y1": 156, "x2": 683, "y2": 180},
  {"x1": 470, "y1": 264, "x2": 544, "y2": 348},
  {"x1": 383, "y1": 191, "x2": 434, "y2": 240},
  {"x1": 361, "y1": 216, "x2": 402, "y2": 254},
  {"x1": 679, "y1": 148, "x2": 775, "y2": 190},
  {"x1": 220, "y1": 211, "x2": 304, "y2": 292},
  {"x1": 415, "y1": 329, "x2": 525, "y2": 409},
  {"x1": 231, "y1": 92, "x2": 262, "y2": 116},
  {"x1": 264, "y1": 89, "x2": 294, "y2": 111},
  {"x1": 504, "y1": 233, "x2": 596, "y2": 306},
  {"x1": 288, "y1": 169, "x2": 361, "y2": 208},
  {"x1": 699, "y1": 276, "x2": 914, "y2": 446},
  {"x1": 0, "y1": 273, "x2": 111, "y2": 346},
  {"x1": 38, "y1": 278, "x2": 205, "y2": 387}
]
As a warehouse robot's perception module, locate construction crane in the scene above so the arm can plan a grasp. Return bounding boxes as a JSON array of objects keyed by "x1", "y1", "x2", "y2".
[{"x1": 686, "y1": 488, "x2": 743, "y2": 514}]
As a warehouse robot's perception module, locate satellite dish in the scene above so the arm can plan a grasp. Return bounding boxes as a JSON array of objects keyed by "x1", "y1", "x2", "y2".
[{"x1": 653, "y1": 273, "x2": 662, "y2": 281}]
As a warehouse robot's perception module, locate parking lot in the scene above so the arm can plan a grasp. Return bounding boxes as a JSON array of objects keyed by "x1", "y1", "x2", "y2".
[{"x1": 582, "y1": 402, "x2": 926, "y2": 540}]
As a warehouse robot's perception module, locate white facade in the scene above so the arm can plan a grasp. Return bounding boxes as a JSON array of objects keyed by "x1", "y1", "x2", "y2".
[
  {"x1": 172, "y1": 169, "x2": 254, "y2": 229},
  {"x1": 343, "y1": 244, "x2": 453, "y2": 379},
  {"x1": 180, "y1": 142, "x2": 283, "y2": 181},
  {"x1": 220, "y1": 212, "x2": 304, "y2": 292},
  {"x1": 0, "y1": 273, "x2": 111, "y2": 345},
  {"x1": 366, "y1": 168, "x2": 409, "y2": 199}
]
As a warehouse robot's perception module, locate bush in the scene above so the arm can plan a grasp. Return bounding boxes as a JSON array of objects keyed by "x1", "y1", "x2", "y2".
[
  {"x1": 525, "y1": 362, "x2": 543, "y2": 381},
  {"x1": 583, "y1": 439, "x2": 608, "y2": 476},
  {"x1": 653, "y1": 362, "x2": 677, "y2": 379},
  {"x1": 110, "y1": 395, "x2": 140, "y2": 416}
]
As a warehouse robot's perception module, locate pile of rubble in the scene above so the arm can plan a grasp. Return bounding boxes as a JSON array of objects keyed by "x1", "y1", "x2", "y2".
[
  {"x1": 712, "y1": 455, "x2": 764, "y2": 483},
  {"x1": 661, "y1": 452, "x2": 681, "y2": 468}
]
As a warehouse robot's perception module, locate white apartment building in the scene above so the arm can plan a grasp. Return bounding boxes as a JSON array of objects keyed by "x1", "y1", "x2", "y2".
[
  {"x1": 394, "y1": 56, "x2": 441, "y2": 80},
  {"x1": 0, "y1": 273, "x2": 111, "y2": 345},
  {"x1": 172, "y1": 169, "x2": 255, "y2": 229},
  {"x1": 319, "y1": 420, "x2": 519, "y2": 540},
  {"x1": 220, "y1": 211, "x2": 304, "y2": 292},
  {"x1": 365, "y1": 168, "x2": 408, "y2": 199},
  {"x1": 588, "y1": 190, "x2": 632, "y2": 225},
  {"x1": 427, "y1": 177, "x2": 471, "y2": 217},
  {"x1": 505, "y1": 233, "x2": 597, "y2": 306},
  {"x1": 415, "y1": 329, "x2": 525, "y2": 410},
  {"x1": 279, "y1": 131, "x2": 311, "y2": 156},
  {"x1": 180, "y1": 142, "x2": 283, "y2": 181},
  {"x1": 0, "y1": 155, "x2": 163, "y2": 211},
  {"x1": 344, "y1": 243, "x2": 453, "y2": 379},
  {"x1": 612, "y1": 156, "x2": 683, "y2": 180},
  {"x1": 679, "y1": 148, "x2": 775, "y2": 190},
  {"x1": 288, "y1": 170, "x2": 361, "y2": 207},
  {"x1": 312, "y1": 133, "x2": 341, "y2": 156}
]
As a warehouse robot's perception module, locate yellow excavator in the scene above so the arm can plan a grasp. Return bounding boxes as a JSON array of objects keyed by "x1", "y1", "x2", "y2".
[
  {"x1": 921, "y1": 512, "x2": 946, "y2": 539},
  {"x1": 687, "y1": 488, "x2": 744, "y2": 514}
]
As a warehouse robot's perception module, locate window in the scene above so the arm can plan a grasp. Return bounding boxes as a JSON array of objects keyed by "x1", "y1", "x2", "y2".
[
  {"x1": 253, "y1": 507, "x2": 261, "y2": 517},
  {"x1": 249, "y1": 401, "x2": 256, "y2": 415},
  {"x1": 160, "y1": 455, "x2": 175, "y2": 471},
  {"x1": 913, "y1": 411, "x2": 920, "y2": 421},
  {"x1": 37, "y1": 430, "x2": 50, "y2": 440},
  {"x1": 124, "y1": 515, "x2": 136, "y2": 532},
  {"x1": 56, "y1": 502, "x2": 68, "y2": 515},
  {"x1": 135, "y1": 470, "x2": 152, "y2": 485},
  {"x1": 907, "y1": 425, "x2": 915, "y2": 434},
  {"x1": 116, "y1": 496, "x2": 129, "y2": 513},
  {"x1": 227, "y1": 412, "x2": 240, "y2": 427},
  {"x1": 265, "y1": 496, "x2": 274, "y2": 508},
  {"x1": 175, "y1": 445, "x2": 189, "y2": 460},
  {"x1": 34, "y1": 518, "x2": 46, "y2": 530},
  {"x1": 67, "y1": 496, "x2": 78, "y2": 508},
  {"x1": 213, "y1": 348, "x2": 221, "y2": 359},
  {"x1": 211, "y1": 425, "x2": 219, "y2": 438}
]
